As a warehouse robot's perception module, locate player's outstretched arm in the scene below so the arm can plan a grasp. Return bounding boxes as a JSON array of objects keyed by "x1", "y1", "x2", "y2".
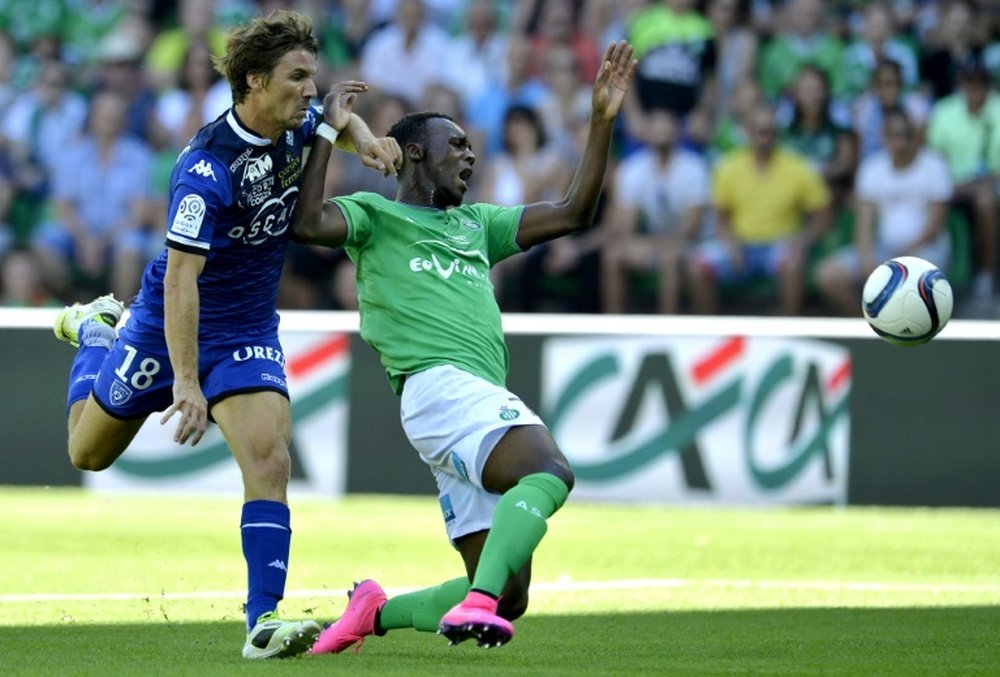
[
  {"x1": 290, "y1": 127, "x2": 350, "y2": 246},
  {"x1": 515, "y1": 40, "x2": 637, "y2": 249}
]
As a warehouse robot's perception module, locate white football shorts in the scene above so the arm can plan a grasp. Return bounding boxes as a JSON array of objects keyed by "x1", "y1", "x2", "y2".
[{"x1": 400, "y1": 364, "x2": 546, "y2": 543}]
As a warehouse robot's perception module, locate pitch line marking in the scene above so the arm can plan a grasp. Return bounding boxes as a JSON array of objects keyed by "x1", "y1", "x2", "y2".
[{"x1": 1, "y1": 578, "x2": 997, "y2": 603}]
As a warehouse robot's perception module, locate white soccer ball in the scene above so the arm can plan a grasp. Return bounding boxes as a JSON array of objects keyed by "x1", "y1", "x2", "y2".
[{"x1": 862, "y1": 256, "x2": 953, "y2": 346}]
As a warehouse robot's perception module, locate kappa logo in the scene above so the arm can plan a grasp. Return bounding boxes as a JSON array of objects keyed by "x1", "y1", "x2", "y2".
[
  {"x1": 460, "y1": 218, "x2": 483, "y2": 230},
  {"x1": 267, "y1": 559, "x2": 287, "y2": 572},
  {"x1": 187, "y1": 159, "x2": 217, "y2": 181},
  {"x1": 109, "y1": 379, "x2": 134, "y2": 406}
]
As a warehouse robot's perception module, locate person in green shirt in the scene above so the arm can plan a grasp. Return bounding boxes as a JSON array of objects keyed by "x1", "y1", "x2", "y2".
[
  {"x1": 927, "y1": 63, "x2": 1000, "y2": 303},
  {"x1": 294, "y1": 40, "x2": 637, "y2": 652}
]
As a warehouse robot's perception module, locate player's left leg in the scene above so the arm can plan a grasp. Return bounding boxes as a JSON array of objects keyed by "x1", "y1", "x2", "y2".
[
  {"x1": 438, "y1": 424, "x2": 574, "y2": 647},
  {"x1": 211, "y1": 391, "x2": 321, "y2": 659}
]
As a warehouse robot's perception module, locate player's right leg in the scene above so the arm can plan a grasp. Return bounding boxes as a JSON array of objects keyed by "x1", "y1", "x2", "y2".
[
  {"x1": 67, "y1": 396, "x2": 147, "y2": 470},
  {"x1": 54, "y1": 294, "x2": 145, "y2": 469},
  {"x1": 210, "y1": 388, "x2": 321, "y2": 659}
]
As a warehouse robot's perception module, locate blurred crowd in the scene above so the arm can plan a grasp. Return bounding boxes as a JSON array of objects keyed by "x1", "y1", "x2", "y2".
[{"x1": 1, "y1": 0, "x2": 999, "y2": 317}]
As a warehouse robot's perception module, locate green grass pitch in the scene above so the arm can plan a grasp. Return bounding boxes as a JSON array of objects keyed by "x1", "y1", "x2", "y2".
[{"x1": 1, "y1": 487, "x2": 998, "y2": 675}]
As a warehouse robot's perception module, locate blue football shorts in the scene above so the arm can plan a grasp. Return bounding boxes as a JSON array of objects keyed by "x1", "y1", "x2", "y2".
[{"x1": 91, "y1": 328, "x2": 289, "y2": 420}]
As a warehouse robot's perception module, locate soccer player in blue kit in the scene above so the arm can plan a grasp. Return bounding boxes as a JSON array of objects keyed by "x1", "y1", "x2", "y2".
[{"x1": 51, "y1": 11, "x2": 400, "y2": 659}]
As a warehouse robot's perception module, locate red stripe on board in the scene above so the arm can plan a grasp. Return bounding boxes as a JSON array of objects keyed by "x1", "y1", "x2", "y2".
[
  {"x1": 287, "y1": 334, "x2": 349, "y2": 378},
  {"x1": 692, "y1": 336, "x2": 745, "y2": 385},
  {"x1": 827, "y1": 359, "x2": 852, "y2": 392}
]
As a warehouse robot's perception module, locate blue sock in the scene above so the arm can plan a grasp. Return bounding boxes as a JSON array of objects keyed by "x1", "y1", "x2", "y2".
[
  {"x1": 66, "y1": 320, "x2": 115, "y2": 414},
  {"x1": 241, "y1": 500, "x2": 291, "y2": 630}
]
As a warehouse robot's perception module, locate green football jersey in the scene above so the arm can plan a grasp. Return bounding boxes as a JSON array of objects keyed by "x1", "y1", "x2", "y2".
[{"x1": 332, "y1": 192, "x2": 525, "y2": 394}]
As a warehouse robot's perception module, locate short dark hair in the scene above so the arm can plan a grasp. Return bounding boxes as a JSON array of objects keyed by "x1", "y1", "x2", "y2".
[
  {"x1": 501, "y1": 104, "x2": 547, "y2": 152},
  {"x1": 213, "y1": 10, "x2": 318, "y2": 104},
  {"x1": 874, "y1": 58, "x2": 903, "y2": 81},
  {"x1": 387, "y1": 111, "x2": 454, "y2": 148}
]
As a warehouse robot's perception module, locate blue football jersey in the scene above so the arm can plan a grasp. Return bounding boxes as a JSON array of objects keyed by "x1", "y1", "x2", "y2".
[{"x1": 125, "y1": 106, "x2": 321, "y2": 340}]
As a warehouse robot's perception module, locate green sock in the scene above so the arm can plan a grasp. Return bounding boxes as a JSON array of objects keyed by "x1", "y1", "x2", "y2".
[
  {"x1": 471, "y1": 472, "x2": 570, "y2": 597},
  {"x1": 378, "y1": 577, "x2": 470, "y2": 633}
]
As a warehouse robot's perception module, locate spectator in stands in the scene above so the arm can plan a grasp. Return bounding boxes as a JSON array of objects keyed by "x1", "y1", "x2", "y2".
[
  {"x1": 0, "y1": 246, "x2": 55, "y2": 307},
  {"x1": 624, "y1": 0, "x2": 716, "y2": 131},
  {"x1": 780, "y1": 66, "x2": 857, "y2": 198},
  {"x1": 687, "y1": 103, "x2": 831, "y2": 315},
  {"x1": 144, "y1": 0, "x2": 228, "y2": 92},
  {"x1": 359, "y1": 0, "x2": 455, "y2": 106},
  {"x1": 1, "y1": 59, "x2": 87, "y2": 179},
  {"x1": 709, "y1": 76, "x2": 763, "y2": 159},
  {"x1": 601, "y1": 108, "x2": 709, "y2": 314},
  {"x1": 481, "y1": 104, "x2": 570, "y2": 309},
  {"x1": 920, "y1": 0, "x2": 987, "y2": 101},
  {"x1": 583, "y1": 0, "x2": 650, "y2": 48},
  {"x1": 466, "y1": 34, "x2": 556, "y2": 156},
  {"x1": 318, "y1": 0, "x2": 380, "y2": 73},
  {"x1": 516, "y1": 104, "x2": 606, "y2": 314},
  {"x1": 481, "y1": 104, "x2": 567, "y2": 208},
  {"x1": 446, "y1": 0, "x2": 508, "y2": 107},
  {"x1": 539, "y1": 44, "x2": 590, "y2": 155},
  {"x1": 520, "y1": 0, "x2": 601, "y2": 84},
  {"x1": 853, "y1": 58, "x2": 931, "y2": 160},
  {"x1": 840, "y1": 1, "x2": 919, "y2": 101},
  {"x1": 927, "y1": 63, "x2": 1000, "y2": 306},
  {"x1": 757, "y1": 0, "x2": 844, "y2": 101},
  {"x1": 92, "y1": 29, "x2": 168, "y2": 149},
  {"x1": 707, "y1": 0, "x2": 759, "y2": 123},
  {"x1": 1, "y1": 59, "x2": 87, "y2": 242},
  {"x1": 814, "y1": 108, "x2": 952, "y2": 316},
  {"x1": 155, "y1": 41, "x2": 232, "y2": 150},
  {"x1": 32, "y1": 90, "x2": 155, "y2": 301}
]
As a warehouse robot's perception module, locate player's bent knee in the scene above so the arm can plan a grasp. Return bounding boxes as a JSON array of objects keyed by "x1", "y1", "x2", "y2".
[{"x1": 67, "y1": 443, "x2": 115, "y2": 472}]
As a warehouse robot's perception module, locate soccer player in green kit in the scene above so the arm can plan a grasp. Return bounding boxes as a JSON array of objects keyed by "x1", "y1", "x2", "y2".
[{"x1": 294, "y1": 40, "x2": 637, "y2": 651}]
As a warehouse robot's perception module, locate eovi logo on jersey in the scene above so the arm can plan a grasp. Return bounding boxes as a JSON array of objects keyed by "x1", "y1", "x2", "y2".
[{"x1": 542, "y1": 336, "x2": 851, "y2": 505}]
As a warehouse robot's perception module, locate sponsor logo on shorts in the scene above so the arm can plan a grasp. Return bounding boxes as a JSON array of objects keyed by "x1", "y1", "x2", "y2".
[
  {"x1": 499, "y1": 405, "x2": 520, "y2": 421},
  {"x1": 232, "y1": 345, "x2": 286, "y2": 367},
  {"x1": 110, "y1": 379, "x2": 134, "y2": 406},
  {"x1": 261, "y1": 373, "x2": 286, "y2": 387},
  {"x1": 439, "y1": 494, "x2": 456, "y2": 524}
]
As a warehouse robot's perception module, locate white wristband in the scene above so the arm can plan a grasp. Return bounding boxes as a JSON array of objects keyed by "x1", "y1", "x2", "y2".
[{"x1": 315, "y1": 122, "x2": 339, "y2": 145}]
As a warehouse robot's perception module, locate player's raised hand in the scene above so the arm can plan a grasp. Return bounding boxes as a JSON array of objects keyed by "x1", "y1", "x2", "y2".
[
  {"x1": 592, "y1": 40, "x2": 637, "y2": 122},
  {"x1": 323, "y1": 80, "x2": 368, "y2": 131},
  {"x1": 161, "y1": 380, "x2": 208, "y2": 446},
  {"x1": 358, "y1": 136, "x2": 403, "y2": 176}
]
